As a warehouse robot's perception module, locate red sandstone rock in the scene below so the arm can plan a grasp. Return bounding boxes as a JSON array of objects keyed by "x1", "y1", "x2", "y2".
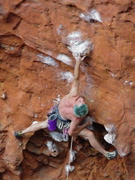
[{"x1": 0, "y1": 0, "x2": 135, "y2": 179}]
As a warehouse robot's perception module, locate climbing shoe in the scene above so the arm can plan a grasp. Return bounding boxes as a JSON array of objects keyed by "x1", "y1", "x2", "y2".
[
  {"x1": 14, "y1": 131, "x2": 22, "y2": 138},
  {"x1": 107, "y1": 150, "x2": 118, "y2": 160}
]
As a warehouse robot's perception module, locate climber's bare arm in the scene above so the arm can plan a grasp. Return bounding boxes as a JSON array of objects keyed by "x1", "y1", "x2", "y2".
[
  {"x1": 69, "y1": 57, "x2": 85, "y2": 97},
  {"x1": 72, "y1": 121, "x2": 92, "y2": 136},
  {"x1": 68, "y1": 119, "x2": 81, "y2": 136}
]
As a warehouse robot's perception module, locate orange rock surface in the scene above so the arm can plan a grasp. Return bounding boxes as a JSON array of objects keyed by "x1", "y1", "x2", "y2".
[{"x1": 0, "y1": 0, "x2": 135, "y2": 179}]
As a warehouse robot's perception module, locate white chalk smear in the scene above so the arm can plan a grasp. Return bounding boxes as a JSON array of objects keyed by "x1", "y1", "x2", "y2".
[
  {"x1": 69, "y1": 150, "x2": 77, "y2": 163},
  {"x1": 117, "y1": 144, "x2": 128, "y2": 157},
  {"x1": 1, "y1": 92, "x2": 7, "y2": 100},
  {"x1": 60, "y1": 72, "x2": 73, "y2": 83},
  {"x1": 104, "y1": 124, "x2": 115, "y2": 133},
  {"x1": 67, "y1": 31, "x2": 82, "y2": 45},
  {"x1": 34, "y1": 114, "x2": 38, "y2": 119},
  {"x1": 124, "y1": 80, "x2": 128, "y2": 86},
  {"x1": 49, "y1": 131, "x2": 68, "y2": 142},
  {"x1": 53, "y1": 94, "x2": 61, "y2": 105},
  {"x1": 46, "y1": 141, "x2": 53, "y2": 151},
  {"x1": 129, "y1": 81, "x2": 133, "y2": 86},
  {"x1": 104, "y1": 124, "x2": 116, "y2": 145},
  {"x1": 37, "y1": 54, "x2": 57, "y2": 66},
  {"x1": 65, "y1": 165, "x2": 75, "y2": 173},
  {"x1": 124, "y1": 80, "x2": 133, "y2": 86},
  {"x1": 79, "y1": 9, "x2": 102, "y2": 23},
  {"x1": 119, "y1": 151, "x2": 127, "y2": 157},
  {"x1": 67, "y1": 31, "x2": 93, "y2": 61},
  {"x1": 46, "y1": 140, "x2": 58, "y2": 153},
  {"x1": 57, "y1": 24, "x2": 63, "y2": 35},
  {"x1": 57, "y1": 54, "x2": 72, "y2": 66},
  {"x1": 111, "y1": 73, "x2": 117, "y2": 78},
  {"x1": 104, "y1": 133, "x2": 116, "y2": 145}
]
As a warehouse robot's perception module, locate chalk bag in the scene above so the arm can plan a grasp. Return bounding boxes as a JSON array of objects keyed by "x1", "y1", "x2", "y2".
[{"x1": 48, "y1": 114, "x2": 57, "y2": 131}]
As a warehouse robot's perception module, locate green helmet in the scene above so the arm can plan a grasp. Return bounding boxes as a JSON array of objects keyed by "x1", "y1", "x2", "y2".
[{"x1": 73, "y1": 104, "x2": 88, "y2": 118}]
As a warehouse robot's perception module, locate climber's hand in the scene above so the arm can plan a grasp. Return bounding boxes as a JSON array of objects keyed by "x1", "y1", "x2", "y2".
[
  {"x1": 80, "y1": 55, "x2": 86, "y2": 61},
  {"x1": 72, "y1": 52, "x2": 86, "y2": 62}
]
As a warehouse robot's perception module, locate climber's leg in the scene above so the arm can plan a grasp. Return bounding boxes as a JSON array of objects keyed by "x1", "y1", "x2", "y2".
[
  {"x1": 14, "y1": 119, "x2": 48, "y2": 138},
  {"x1": 78, "y1": 128, "x2": 117, "y2": 159},
  {"x1": 78, "y1": 128, "x2": 107, "y2": 155},
  {"x1": 22, "y1": 119, "x2": 48, "y2": 134}
]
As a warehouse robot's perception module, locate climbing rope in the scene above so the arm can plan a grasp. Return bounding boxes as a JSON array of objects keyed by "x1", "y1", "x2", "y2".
[{"x1": 66, "y1": 136, "x2": 74, "y2": 180}]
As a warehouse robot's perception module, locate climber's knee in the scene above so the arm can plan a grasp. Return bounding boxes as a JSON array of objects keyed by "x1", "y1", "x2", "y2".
[
  {"x1": 88, "y1": 130, "x2": 94, "y2": 136},
  {"x1": 78, "y1": 128, "x2": 94, "y2": 140}
]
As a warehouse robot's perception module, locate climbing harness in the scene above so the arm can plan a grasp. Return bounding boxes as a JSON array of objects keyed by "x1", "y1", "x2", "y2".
[
  {"x1": 66, "y1": 136, "x2": 74, "y2": 180},
  {"x1": 47, "y1": 105, "x2": 70, "y2": 141}
]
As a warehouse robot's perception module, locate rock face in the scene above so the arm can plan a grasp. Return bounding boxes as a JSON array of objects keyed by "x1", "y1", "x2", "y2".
[{"x1": 0, "y1": 0, "x2": 135, "y2": 179}]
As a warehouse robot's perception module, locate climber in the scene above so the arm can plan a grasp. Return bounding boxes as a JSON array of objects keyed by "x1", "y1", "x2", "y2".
[{"x1": 14, "y1": 55, "x2": 117, "y2": 160}]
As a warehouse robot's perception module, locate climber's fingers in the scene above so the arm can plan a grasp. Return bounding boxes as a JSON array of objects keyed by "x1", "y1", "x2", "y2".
[{"x1": 80, "y1": 55, "x2": 86, "y2": 61}]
